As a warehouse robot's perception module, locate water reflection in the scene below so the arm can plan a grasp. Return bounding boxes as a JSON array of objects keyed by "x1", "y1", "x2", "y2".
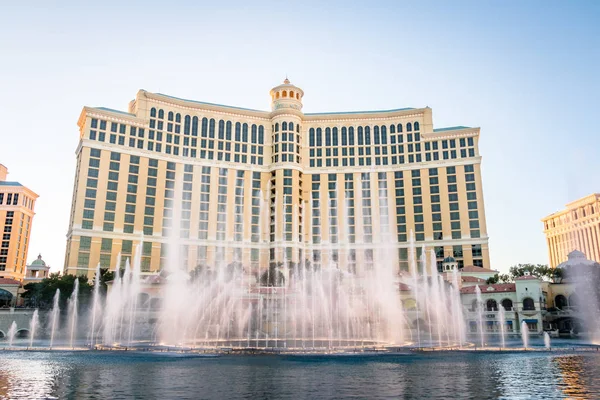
[{"x1": 1, "y1": 352, "x2": 600, "y2": 399}]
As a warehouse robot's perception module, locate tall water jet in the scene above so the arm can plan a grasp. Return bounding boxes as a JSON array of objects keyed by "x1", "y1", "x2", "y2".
[
  {"x1": 521, "y1": 321, "x2": 530, "y2": 348},
  {"x1": 89, "y1": 263, "x2": 102, "y2": 347},
  {"x1": 68, "y1": 277, "x2": 80, "y2": 348},
  {"x1": 7, "y1": 321, "x2": 17, "y2": 347},
  {"x1": 475, "y1": 285, "x2": 484, "y2": 347},
  {"x1": 544, "y1": 331, "x2": 551, "y2": 349},
  {"x1": 498, "y1": 305, "x2": 506, "y2": 348},
  {"x1": 29, "y1": 309, "x2": 39, "y2": 348},
  {"x1": 49, "y1": 289, "x2": 61, "y2": 348}
]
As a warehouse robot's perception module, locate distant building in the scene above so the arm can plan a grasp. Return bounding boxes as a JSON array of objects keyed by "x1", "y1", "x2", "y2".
[
  {"x1": 24, "y1": 254, "x2": 50, "y2": 283},
  {"x1": 542, "y1": 193, "x2": 600, "y2": 268},
  {"x1": 0, "y1": 164, "x2": 39, "y2": 281},
  {"x1": 64, "y1": 79, "x2": 490, "y2": 279}
]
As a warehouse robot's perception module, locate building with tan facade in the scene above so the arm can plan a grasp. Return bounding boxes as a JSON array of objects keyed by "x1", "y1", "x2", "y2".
[
  {"x1": 0, "y1": 164, "x2": 38, "y2": 281},
  {"x1": 542, "y1": 193, "x2": 600, "y2": 268},
  {"x1": 63, "y1": 79, "x2": 490, "y2": 278}
]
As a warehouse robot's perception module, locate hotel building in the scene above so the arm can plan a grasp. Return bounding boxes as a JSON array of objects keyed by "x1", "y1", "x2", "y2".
[
  {"x1": 64, "y1": 79, "x2": 490, "y2": 278},
  {"x1": 542, "y1": 193, "x2": 600, "y2": 268},
  {"x1": 0, "y1": 164, "x2": 38, "y2": 281}
]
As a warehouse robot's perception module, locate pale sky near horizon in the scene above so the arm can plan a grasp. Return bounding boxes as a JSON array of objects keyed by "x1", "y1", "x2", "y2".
[{"x1": 1, "y1": 1, "x2": 599, "y2": 274}]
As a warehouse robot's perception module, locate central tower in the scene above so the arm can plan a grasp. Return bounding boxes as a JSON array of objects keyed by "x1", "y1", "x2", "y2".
[{"x1": 268, "y1": 79, "x2": 305, "y2": 266}]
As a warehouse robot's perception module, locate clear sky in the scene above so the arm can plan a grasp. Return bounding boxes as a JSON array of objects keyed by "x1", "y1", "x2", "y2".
[{"x1": 1, "y1": 1, "x2": 598, "y2": 274}]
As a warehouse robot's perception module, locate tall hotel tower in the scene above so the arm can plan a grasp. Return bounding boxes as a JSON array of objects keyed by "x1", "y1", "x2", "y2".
[{"x1": 64, "y1": 79, "x2": 490, "y2": 277}]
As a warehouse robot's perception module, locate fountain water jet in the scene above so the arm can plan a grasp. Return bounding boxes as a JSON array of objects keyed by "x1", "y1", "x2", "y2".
[
  {"x1": 498, "y1": 305, "x2": 506, "y2": 348},
  {"x1": 475, "y1": 285, "x2": 484, "y2": 347},
  {"x1": 521, "y1": 321, "x2": 530, "y2": 348},
  {"x1": 544, "y1": 331, "x2": 551, "y2": 349},
  {"x1": 49, "y1": 289, "x2": 60, "y2": 348},
  {"x1": 7, "y1": 321, "x2": 17, "y2": 347},
  {"x1": 29, "y1": 309, "x2": 39, "y2": 348},
  {"x1": 68, "y1": 277, "x2": 80, "y2": 348}
]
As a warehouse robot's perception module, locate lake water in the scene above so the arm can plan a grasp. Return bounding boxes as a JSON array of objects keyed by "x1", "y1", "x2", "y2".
[{"x1": 1, "y1": 350, "x2": 600, "y2": 399}]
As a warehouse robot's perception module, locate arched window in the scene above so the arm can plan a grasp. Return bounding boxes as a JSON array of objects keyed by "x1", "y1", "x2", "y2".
[
  {"x1": 296, "y1": 124, "x2": 300, "y2": 133},
  {"x1": 296, "y1": 93, "x2": 300, "y2": 99},
  {"x1": 390, "y1": 124, "x2": 395, "y2": 134},
  {"x1": 325, "y1": 127, "x2": 331, "y2": 146},
  {"x1": 381, "y1": 125, "x2": 387, "y2": 145},
  {"x1": 373, "y1": 126, "x2": 380, "y2": 145},
  {"x1": 258, "y1": 125, "x2": 264, "y2": 144},
  {"x1": 332, "y1": 127, "x2": 338, "y2": 146},
  {"x1": 522, "y1": 297, "x2": 535, "y2": 311},
  {"x1": 168, "y1": 111, "x2": 174, "y2": 121},
  {"x1": 192, "y1": 116, "x2": 199, "y2": 136},
  {"x1": 501, "y1": 299, "x2": 513, "y2": 311},
  {"x1": 365, "y1": 126, "x2": 371, "y2": 145},
  {"x1": 235, "y1": 122, "x2": 241, "y2": 141},
  {"x1": 289, "y1": 122, "x2": 294, "y2": 131},
  {"x1": 184, "y1": 115, "x2": 191, "y2": 135},
  {"x1": 316, "y1": 128, "x2": 322, "y2": 146},
  {"x1": 242, "y1": 123, "x2": 248, "y2": 142},
  {"x1": 341, "y1": 127, "x2": 348, "y2": 146},
  {"x1": 275, "y1": 123, "x2": 279, "y2": 132},
  {"x1": 201, "y1": 117, "x2": 208, "y2": 138},
  {"x1": 397, "y1": 123, "x2": 403, "y2": 133},
  {"x1": 209, "y1": 119, "x2": 215, "y2": 138},
  {"x1": 282, "y1": 91, "x2": 288, "y2": 97},
  {"x1": 282, "y1": 122, "x2": 288, "y2": 131},
  {"x1": 358, "y1": 127, "x2": 364, "y2": 145},
  {"x1": 150, "y1": 108, "x2": 157, "y2": 118},
  {"x1": 486, "y1": 299, "x2": 498, "y2": 311},
  {"x1": 251, "y1": 124, "x2": 257, "y2": 144},
  {"x1": 414, "y1": 121, "x2": 420, "y2": 131},
  {"x1": 290, "y1": 90, "x2": 294, "y2": 98},
  {"x1": 158, "y1": 109, "x2": 164, "y2": 119},
  {"x1": 555, "y1": 294, "x2": 568, "y2": 309},
  {"x1": 175, "y1": 113, "x2": 181, "y2": 123},
  {"x1": 348, "y1": 127, "x2": 355, "y2": 145},
  {"x1": 407, "y1": 122, "x2": 412, "y2": 132},
  {"x1": 226, "y1": 121, "x2": 232, "y2": 140},
  {"x1": 218, "y1": 120, "x2": 225, "y2": 140},
  {"x1": 276, "y1": 92, "x2": 280, "y2": 99},
  {"x1": 309, "y1": 128, "x2": 315, "y2": 147}
]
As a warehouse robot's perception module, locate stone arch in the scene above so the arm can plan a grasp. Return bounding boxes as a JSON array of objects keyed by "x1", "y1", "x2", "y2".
[
  {"x1": 282, "y1": 90, "x2": 287, "y2": 98},
  {"x1": 16, "y1": 329, "x2": 30, "y2": 338},
  {"x1": 522, "y1": 297, "x2": 535, "y2": 311},
  {"x1": 0, "y1": 288, "x2": 13, "y2": 307},
  {"x1": 0, "y1": 330, "x2": 5, "y2": 339},
  {"x1": 501, "y1": 298, "x2": 513, "y2": 311},
  {"x1": 486, "y1": 299, "x2": 498, "y2": 311},
  {"x1": 555, "y1": 294, "x2": 568, "y2": 309}
]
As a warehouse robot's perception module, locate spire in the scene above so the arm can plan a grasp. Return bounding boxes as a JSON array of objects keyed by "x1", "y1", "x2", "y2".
[{"x1": 284, "y1": 75, "x2": 290, "y2": 84}]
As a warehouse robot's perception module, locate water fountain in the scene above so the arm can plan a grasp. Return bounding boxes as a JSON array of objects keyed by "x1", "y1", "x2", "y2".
[
  {"x1": 498, "y1": 305, "x2": 506, "y2": 348},
  {"x1": 49, "y1": 289, "x2": 60, "y2": 348},
  {"x1": 89, "y1": 263, "x2": 102, "y2": 347},
  {"x1": 29, "y1": 309, "x2": 39, "y2": 348},
  {"x1": 7, "y1": 321, "x2": 17, "y2": 347},
  {"x1": 475, "y1": 285, "x2": 485, "y2": 347},
  {"x1": 68, "y1": 278, "x2": 79, "y2": 348},
  {"x1": 521, "y1": 321, "x2": 529, "y2": 349},
  {"x1": 544, "y1": 331, "x2": 551, "y2": 349}
]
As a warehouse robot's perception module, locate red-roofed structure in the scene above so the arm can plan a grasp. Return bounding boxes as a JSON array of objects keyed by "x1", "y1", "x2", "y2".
[{"x1": 460, "y1": 283, "x2": 515, "y2": 294}]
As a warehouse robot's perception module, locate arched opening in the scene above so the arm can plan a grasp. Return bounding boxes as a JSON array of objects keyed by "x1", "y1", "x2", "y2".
[
  {"x1": 282, "y1": 91, "x2": 288, "y2": 98},
  {"x1": 471, "y1": 299, "x2": 479, "y2": 312},
  {"x1": 0, "y1": 289, "x2": 13, "y2": 307},
  {"x1": 0, "y1": 331, "x2": 4, "y2": 339},
  {"x1": 414, "y1": 121, "x2": 420, "y2": 131},
  {"x1": 276, "y1": 92, "x2": 280, "y2": 99},
  {"x1": 555, "y1": 294, "x2": 568, "y2": 309},
  {"x1": 486, "y1": 299, "x2": 498, "y2": 311},
  {"x1": 397, "y1": 123, "x2": 403, "y2": 133},
  {"x1": 290, "y1": 90, "x2": 294, "y2": 98},
  {"x1": 501, "y1": 298, "x2": 513, "y2": 311},
  {"x1": 296, "y1": 93, "x2": 300, "y2": 99},
  {"x1": 407, "y1": 122, "x2": 412, "y2": 132},
  {"x1": 158, "y1": 109, "x2": 164, "y2": 119},
  {"x1": 150, "y1": 108, "x2": 157, "y2": 118},
  {"x1": 16, "y1": 329, "x2": 30, "y2": 339},
  {"x1": 522, "y1": 297, "x2": 535, "y2": 311}
]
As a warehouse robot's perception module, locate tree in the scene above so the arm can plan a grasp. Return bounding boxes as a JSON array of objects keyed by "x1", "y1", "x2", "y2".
[
  {"x1": 22, "y1": 274, "x2": 93, "y2": 310},
  {"x1": 485, "y1": 264, "x2": 564, "y2": 284}
]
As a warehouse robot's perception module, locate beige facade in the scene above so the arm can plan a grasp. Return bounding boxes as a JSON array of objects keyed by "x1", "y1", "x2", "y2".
[
  {"x1": 64, "y1": 79, "x2": 490, "y2": 278},
  {"x1": 542, "y1": 194, "x2": 600, "y2": 268},
  {"x1": 0, "y1": 164, "x2": 38, "y2": 281}
]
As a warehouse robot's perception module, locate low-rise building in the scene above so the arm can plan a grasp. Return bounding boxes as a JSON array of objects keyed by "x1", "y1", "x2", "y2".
[{"x1": 24, "y1": 254, "x2": 50, "y2": 283}]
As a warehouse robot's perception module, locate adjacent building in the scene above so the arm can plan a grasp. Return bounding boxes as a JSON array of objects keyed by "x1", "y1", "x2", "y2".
[
  {"x1": 24, "y1": 254, "x2": 51, "y2": 283},
  {"x1": 542, "y1": 193, "x2": 600, "y2": 268},
  {"x1": 0, "y1": 164, "x2": 38, "y2": 281},
  {"x1": 64, "y1": 79, "x2": 490, "y2": 278}
]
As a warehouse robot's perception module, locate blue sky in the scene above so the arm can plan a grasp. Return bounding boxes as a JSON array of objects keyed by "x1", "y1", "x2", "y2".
[{"x1": 1, "y1": 1, "x2": 598, "y2": 273}]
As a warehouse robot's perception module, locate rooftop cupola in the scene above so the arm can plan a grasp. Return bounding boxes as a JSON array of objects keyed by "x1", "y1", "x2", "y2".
[{"x1": 270, "y1": 78, "x2": 304, "y2": 114}]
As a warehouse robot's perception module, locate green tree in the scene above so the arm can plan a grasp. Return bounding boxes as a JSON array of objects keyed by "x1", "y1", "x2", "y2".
[
  {"x1": 485, "y1": 264, "x2": 564, "y2": 284},
  {"x1": 22, "y1": 274, "x2": 93, "y2": 310}
]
